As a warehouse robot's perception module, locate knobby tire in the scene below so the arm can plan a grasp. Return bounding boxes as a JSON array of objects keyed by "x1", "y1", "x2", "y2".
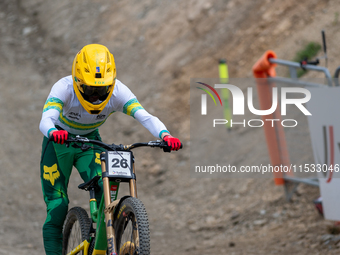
[
  {"x1": 62, "y1": 207, "x2": 91, "y2": 255},
  {"x1": 114, "y1": 197, "x2": 150, "y2": 255}
]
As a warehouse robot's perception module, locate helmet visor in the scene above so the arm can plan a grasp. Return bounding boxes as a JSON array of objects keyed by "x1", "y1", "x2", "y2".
[{"x1": 81, "y1": 84, "x2": 113, "y2": 97}]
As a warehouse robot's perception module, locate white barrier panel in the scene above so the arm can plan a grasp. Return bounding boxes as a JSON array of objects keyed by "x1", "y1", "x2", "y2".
[{"x1": 307, "y1": 87, "x2": 340, "y2": 221}]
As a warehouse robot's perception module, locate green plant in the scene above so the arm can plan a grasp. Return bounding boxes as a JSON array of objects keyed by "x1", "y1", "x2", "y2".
[
  {"x1": 334, "y1": 12, "x2": 339, "y2": 25},
  {"x1": 293, "y1": 42, "x2": 321, "y2": 77}
]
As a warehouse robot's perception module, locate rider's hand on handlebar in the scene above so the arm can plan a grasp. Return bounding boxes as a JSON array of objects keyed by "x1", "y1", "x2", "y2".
[
  {"x1": 163, "y1": 135, "x2": 181, "y2": 151},
  {"x1": 50, "y1": 130, "x2": 68, "y2": 145}
]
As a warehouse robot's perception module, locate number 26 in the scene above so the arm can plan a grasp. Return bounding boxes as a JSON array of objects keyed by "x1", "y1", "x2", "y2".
[{"x1": 112, "y1": 158, "x2": 128, "y2": 168}]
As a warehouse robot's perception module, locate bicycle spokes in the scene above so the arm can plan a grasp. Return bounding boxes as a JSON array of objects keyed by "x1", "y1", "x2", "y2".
[
  {"x1": 119, "y1": 213, "x2": 139, "y2": 255},
  {"x1": 63, "y1": 207, "x2": 91, "y2": 255}
]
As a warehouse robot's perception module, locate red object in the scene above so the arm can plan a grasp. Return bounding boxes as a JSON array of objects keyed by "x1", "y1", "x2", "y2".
[
  {"x1": 163, "y1": 135, "x2": 181, "y2": 151},
  {"x1": 313, "y1": 197, "x2": 323, "y2": 216},
  {"x1": 252, "y1": 51, "x2": 291, "y2": 186},
  {"x1": 52, "y1": 130, "x2": 68, "y2": 144},
  {"x1": 252, "y1": 50, "x2": 277, "y2": 78}
]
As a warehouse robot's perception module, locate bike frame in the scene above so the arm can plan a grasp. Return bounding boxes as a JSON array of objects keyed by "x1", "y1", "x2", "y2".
[{"x1": 66, "y1": 150, "x2": 138, "y2": 255}]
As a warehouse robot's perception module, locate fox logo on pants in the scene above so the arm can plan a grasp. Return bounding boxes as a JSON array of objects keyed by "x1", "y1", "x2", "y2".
[{"x1": 43, "y1": 164, "x2": 60, "y2": 186}]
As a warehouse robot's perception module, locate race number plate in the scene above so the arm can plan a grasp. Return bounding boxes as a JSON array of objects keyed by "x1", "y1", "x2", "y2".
[{"x1": 107, "y1": 151, "x2": 133, "y2": 178}]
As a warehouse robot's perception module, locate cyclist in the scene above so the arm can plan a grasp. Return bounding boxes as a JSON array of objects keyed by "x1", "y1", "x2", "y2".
[{"x1": 39, "y1": 44, "x2": 181, "y2": 255}]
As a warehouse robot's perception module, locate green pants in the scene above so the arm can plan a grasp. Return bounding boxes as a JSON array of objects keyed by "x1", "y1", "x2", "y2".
[{"x1": 40, "y1": 129, "x2": 104, "y2": 255}]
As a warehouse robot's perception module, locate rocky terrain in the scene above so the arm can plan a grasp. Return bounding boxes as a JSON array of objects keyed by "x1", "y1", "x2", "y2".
[{"x1": 1, "y1": 0, "x2": 340, "y2": 254}]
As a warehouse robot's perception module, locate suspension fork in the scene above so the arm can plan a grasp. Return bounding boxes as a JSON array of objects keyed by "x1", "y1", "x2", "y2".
[
  {"x1": 101, "y1": 152, "x2": 117, "y2": 255},
  {"x1": 129, "y1": 162, "x2": 138, "y2": 198},
  {"x1": 100, "y1": 151, "x2": 138, "y2": 254}
]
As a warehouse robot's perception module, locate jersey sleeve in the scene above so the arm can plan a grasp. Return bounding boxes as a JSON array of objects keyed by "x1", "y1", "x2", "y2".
[
  {"x1": 39, "y1": 77, "x2": 70, "y2": 137},
  {"x1": 134, "y1": 109, "x2": 170, "y2": 138},
  {"x1": 113, "y1": 80, "x2": 170, "y2": 139}
]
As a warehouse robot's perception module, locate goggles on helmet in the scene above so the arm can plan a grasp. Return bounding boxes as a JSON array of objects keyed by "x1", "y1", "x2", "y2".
[{"x1": 81, "y1": 84, "x2": 113, "y2": 97}]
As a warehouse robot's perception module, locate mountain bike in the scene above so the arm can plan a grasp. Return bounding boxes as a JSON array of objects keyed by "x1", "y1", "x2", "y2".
[{"x1": 60, "y1": 135, "x2": 181, "y2": 255}]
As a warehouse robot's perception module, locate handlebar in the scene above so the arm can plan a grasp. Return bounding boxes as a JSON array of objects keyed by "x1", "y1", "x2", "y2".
[{"x1": 50, "y1": 135, "x2": 182, "y2": 153}]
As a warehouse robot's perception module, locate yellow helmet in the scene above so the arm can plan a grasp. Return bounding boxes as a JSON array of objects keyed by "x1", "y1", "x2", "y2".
[{"x1": 72, "y1": 44, "x2": 116, "y2": 114}]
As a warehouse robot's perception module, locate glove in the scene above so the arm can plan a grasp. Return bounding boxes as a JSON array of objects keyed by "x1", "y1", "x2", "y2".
[
  {"x1": 163, "y1": 135, "x2": 181, "y2": 151},
  {"x1": 51, "y1": 130, "x2": 68, "y2": 144}
]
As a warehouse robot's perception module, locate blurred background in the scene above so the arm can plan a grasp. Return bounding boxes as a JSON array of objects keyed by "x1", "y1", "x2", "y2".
[{"x1": 1, "y1": 0, "x2": 340, "y2": 254}]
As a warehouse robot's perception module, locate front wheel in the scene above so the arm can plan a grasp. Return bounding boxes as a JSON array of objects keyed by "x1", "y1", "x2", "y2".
[
  {"x1": 62, "y1": 207, "x2": 91, "y2": 255},
  {"x1": 114, "y1": 197, "x2": 150, "y2": 255}
]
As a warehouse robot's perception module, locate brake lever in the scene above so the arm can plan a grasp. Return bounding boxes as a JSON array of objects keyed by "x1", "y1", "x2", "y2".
[
  {"x1": 68, "y1": 140, "x2": 91, "y2": 151},
  {"x1": 148, "y1": 140, "x2": 163, "y2": 147},
  {"x1": 117, "y1": 144, "x2": 125, "y2": 150},
  {"x1": 80, "y1": 144, "x2": 92, "y2": 152}
]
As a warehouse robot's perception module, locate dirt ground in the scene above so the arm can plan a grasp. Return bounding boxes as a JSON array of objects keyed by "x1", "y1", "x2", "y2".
[{"x1": 1, "y1": 0, "x2": 340, "y2": 254}]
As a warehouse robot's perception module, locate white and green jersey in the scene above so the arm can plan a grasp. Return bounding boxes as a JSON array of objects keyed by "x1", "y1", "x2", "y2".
[{"x1": 39, "y1": 75, "x2": 169, "y2": 138}]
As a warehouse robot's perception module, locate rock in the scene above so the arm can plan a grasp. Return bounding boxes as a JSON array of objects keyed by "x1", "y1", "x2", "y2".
[
  {"x1": 253, "y1": 219, "x2": 267, "y2": 226},
  {"x1": 321, "y1": 234, "x2": 334, "y2": 242},
  {"x1": 189, "y1": 224, "x2": 200, "y2": 232},
  {"x1": 231, "y1": 211, "x2": 240, "y2": 220},
  {"x1": 206, "y1": 216, "x2": 216, "y2": 224},
  {"x1": 310, "y1": 243, "x2": 318, "y2": 249},
  {"x1": 333, "y1": 235, "x2": 340, "y2": 244},
  {"x1": 272, "y1": 212, "x2": 281, "y2": 218},
  {"x1": 202, "y1": 239, "x2": 215, "y2": 247},
  {"x1": 229, "y1": 242, "x2": 235, "y2": 247},
  {"x1": 23, "y1": 26, "x2": 33, "y2": 36}
]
